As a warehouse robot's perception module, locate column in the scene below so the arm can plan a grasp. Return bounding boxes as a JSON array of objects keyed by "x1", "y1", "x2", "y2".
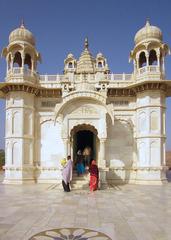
[
  {"x1": 157, "y1": 53, "x2": 160, "y2": 67},
  {"x1": 99, "y1": 138, "x2": 107, "y2": 188},
  {"x1": 31, "y1": 59, "x2": 34, "y2": 73},
  {"x1": 162, "y1": 57, "x2": 165, "y2": 74},
  {"x1": 133, "y1": 59, "x2": 137, "y2": 74},
  {"x1": 63, "y1": 138, "x2": 68, "y2": 158},
  {"x1": 6, "y1": 59, "x2": 9, "y2": 75},
  {"x1": 99, "y1": 138, "x2": 106, "y2": 167},
  {"x1": 146, "y1": 52, "x2": 149, "y2": 68},
  {"x1": 21, "y1": 52, "x2": 25, "y2": 74},
  {"x1": 136, "y1": 57, "x2": 139, "y2": 73},
  {"x1": 11, "y1": 56, "x2": 14, "y2": 73}
]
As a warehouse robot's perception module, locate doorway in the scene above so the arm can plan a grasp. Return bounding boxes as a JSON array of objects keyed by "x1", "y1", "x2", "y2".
[{"x1": 73, "y1": 129, "x2": 97, "y2": 163}]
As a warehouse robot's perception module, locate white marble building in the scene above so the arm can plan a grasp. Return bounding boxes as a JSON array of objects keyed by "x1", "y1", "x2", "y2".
[{"x1": 0, "y1": 20, "x2": 171, "y2": 185}]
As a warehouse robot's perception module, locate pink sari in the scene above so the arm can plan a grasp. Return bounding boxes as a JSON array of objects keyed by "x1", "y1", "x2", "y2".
[{"x1": 89, "y1": 160, "x2": 99, "y2": 191}]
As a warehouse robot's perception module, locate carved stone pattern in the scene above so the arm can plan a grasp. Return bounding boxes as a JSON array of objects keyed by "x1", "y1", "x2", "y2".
[
  {"x1": 107, "y1": 83, "x2": 167, "y2": 97},
  {"x1": 1, "y1": 84, "x2": 62, "y2": 98},
  {"x1": 108, "y1": 88, "x2": 135, "y2": 97},
  {"x1": 72, "y1": 106, "x2": 98, "y2": 115}
]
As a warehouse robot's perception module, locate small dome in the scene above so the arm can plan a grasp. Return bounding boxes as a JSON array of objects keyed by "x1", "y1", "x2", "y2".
[
  {"x1": 9, "y1": 23, "x2": 35, "y2": 46},
  {"x1": 67, "y1": 53, "x2": 74, "y2": 59},
  {"x1": 96, "y1": 52, "x2": 104, "y2": 58},
  {"x1": 134, "y1": 20, "x2": 162, "y2": 45}
]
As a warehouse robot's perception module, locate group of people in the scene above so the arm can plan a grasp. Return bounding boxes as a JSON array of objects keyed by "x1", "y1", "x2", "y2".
[
  {"x1": 75, "y1": 147, "x2": 91, "y2": 176},
  {"x1": 61, "y1": 151, "x2": 99, "y2": 192}
]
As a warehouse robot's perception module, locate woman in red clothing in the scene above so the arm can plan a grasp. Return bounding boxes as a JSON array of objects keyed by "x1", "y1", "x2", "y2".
[{"x1": 89, "y1": 160, "x2": 99, "y2": 191}]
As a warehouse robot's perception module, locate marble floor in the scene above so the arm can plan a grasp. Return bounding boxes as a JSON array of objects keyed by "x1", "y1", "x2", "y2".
[{"x1": 0, "y1": 171, "x2": 171, "y2": 240}]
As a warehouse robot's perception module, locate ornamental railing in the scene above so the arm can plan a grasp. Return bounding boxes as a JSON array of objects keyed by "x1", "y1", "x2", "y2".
[
  {"x1": 39, "y1": 73, "x2": 133, "y2": 83},
  {"x1": 7, "y1": 67, "x2": 37, "y2": 77},
  {"x1": 137, "y1": 66, "x2": 160, "y2": 75}
]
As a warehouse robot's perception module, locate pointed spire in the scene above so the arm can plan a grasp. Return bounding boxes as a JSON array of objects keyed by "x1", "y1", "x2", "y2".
[
  {"x1": 20, "y1": 19, "x2": 25, "y2": 28},
  {"x1": 84, "y1": 37, "x2": 89, "y2": 50}
]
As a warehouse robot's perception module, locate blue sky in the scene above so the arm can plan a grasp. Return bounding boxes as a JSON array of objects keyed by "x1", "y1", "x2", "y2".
[{"x1": 0, "y1": 0, "x2": 171, "y2": 149}]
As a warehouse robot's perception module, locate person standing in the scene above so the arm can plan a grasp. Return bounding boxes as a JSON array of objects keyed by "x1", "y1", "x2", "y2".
[
  {"x1": 76, "y1": 150, "x2": 85, "y2": 176},
  {"x1": 89, "y1": 160, "x2": 99, "y2": 191},
  {"x1": 83, "y1": 146, "x2": 91, "y2": 166},
  {"x1": 62, "y1": 155, "x2": 73, "y2": 192}
]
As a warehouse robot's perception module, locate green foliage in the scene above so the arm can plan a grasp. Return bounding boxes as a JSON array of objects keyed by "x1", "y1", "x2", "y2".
[{"x1": 0, "y1": 149, "x2": 5, "y2": 168}]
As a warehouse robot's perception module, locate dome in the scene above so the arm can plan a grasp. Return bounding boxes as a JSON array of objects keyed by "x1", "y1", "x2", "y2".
[
  {"x1": 134, "y1": 20, "x2": 162, "y2": 45},
  {"x1": 96, "y1": 52, "x2": 104, "y2": 58},
  {"x1": 9, "y1": 23, "x2": 35, "y2": 46},
  {"x1": 67, "y1": 53, "x2": 74, "y2": 59}
]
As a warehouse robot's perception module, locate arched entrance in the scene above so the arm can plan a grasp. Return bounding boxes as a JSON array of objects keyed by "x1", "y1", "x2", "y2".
[{"x1": 70, "y1": 124, "x2": 99, "y2": 164}]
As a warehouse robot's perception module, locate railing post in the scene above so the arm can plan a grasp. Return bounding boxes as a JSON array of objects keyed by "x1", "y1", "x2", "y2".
[
  {"x1": 45, "y1": 74, "x2": 48, "y2": 82},
  {"x1": 123, "y1": 72, "x2": 125, "y2": 80}
]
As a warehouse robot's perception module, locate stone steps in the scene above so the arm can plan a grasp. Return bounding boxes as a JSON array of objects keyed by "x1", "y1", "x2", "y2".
[{"x1": 71, "y1": 171, "x2": 90, "y2": 189}]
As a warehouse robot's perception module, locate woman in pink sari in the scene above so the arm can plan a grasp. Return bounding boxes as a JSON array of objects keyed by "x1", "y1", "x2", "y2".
[{"x1": 89, "y1": 160, "x2": 99, "y2": 191}]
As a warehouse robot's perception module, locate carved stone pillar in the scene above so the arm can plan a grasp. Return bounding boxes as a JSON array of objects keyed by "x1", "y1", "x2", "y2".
[
  {"x1": 6, "y1": 58, "x2": 9, "y2": 74},
  {"x1": 133, "y1": 59, "x2": 137, "y2": 74},
  {"x1": 21, "y1": 53, "x2": 25, "y2": 73},
  {"x1": 136, "y1": 56, "x2": 139, "y2": 72},
  {"x1": 99, "y1": 138, "x2": 107, "y2": 189},
  {"x1": 162, "y1": 57, "x2": 165, "y2": 75},
  {"x1": 157, "y1": 53, "x2": 160, "y2": 67},
  {"x1": 99, "y1": 138, "x2": 106, "y2": 167},
  {"x1": 31, "y1": 59, "x2": 34, "y2": 72},
  {"x1": 63, "y1": 138, "x2": 68, "y2": 158},
  {"x1": 146, "y1": 52, "x2": 149, "y2": 67},
  {"x1": 11, "y1": 56, "x2": 14, "y2": 71}
]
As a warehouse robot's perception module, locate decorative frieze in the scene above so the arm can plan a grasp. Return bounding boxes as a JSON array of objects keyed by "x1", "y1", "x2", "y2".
[
  {"x1": 112, "y1": 101, "x2": 129, "y2": 106},
  {"x1": 0, "y1": 84, "x2": 62, "y2": 98},
  {"x1": 108, "y1": 88, "x2": 135, "y2": 97},
  {"x1": 41, "y1": 101, "x2": 57, "y2": 107},
  {"x1": 107, "y1": 82, "x2": 168, "y2": 97}
]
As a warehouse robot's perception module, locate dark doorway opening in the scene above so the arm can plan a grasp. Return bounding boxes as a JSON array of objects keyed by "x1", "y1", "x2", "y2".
[
  {"x1": 76, "y1": 130, "x2": 93, "y2": 153},
  {"x1": 73, "y1": 130, "x2": 96, "y2": 162}
]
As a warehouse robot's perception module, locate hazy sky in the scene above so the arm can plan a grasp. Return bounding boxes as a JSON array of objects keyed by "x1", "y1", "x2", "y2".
[{"x1": 0, "y1": 0, "x2": 171, "y2": 149}]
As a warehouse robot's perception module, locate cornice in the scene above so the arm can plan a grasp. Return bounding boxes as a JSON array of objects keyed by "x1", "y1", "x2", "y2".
[
  {"x1": 1, "y1": 81, "x2": 171, "y2": 98},
  {"x1": 108, "y1": 82, "x2": 170, "y2": 97},
  {"x1": 0, "y1": 83, "x2": 62, "y2": 98}
]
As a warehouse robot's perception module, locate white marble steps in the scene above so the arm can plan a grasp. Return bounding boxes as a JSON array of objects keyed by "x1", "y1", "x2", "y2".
[{"x1": 71, "y1": 171, "x2": 89, "y2": 189}]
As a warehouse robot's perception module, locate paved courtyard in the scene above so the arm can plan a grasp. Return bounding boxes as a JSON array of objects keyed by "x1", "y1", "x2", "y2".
[{"x1": 0, "y1": 171, "x2": 171, "y2": 240}]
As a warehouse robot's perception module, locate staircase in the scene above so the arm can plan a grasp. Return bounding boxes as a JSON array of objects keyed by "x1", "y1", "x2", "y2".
[{"x1": 71, "y1": 170, "x2": 90, "y2": 189}]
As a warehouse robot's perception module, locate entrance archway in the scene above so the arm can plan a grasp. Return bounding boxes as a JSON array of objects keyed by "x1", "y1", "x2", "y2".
[{"x1": 70, "y1": 124, "x2": 99, "y2": 164}]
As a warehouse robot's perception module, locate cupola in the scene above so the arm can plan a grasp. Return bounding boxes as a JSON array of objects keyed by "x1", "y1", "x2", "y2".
[
  {"x1": 134, "y1": 20, "x2": 162, "y2": 46},
  {"x1": 129, "y1": 20, "x2": 170, "y2": 79},
  {"x1": 9, "y1": 21, "x2": 35, "y2": 46}
]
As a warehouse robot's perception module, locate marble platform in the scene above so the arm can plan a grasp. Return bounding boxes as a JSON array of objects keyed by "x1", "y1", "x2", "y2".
[{"x1": 0, "y1": 170, "x2": 171, "y2": 240}]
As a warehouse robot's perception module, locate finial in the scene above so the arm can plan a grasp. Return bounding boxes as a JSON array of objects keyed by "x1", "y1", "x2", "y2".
[
  {"x1": 146, "y1": 18, "x2": 150, "y2": 26},
  {"x1": 20, "y1": 19, "x2": 25, "y2": 28},
  {"x1": 84, "y1": 37, "x2": 89, "y2": 50}
]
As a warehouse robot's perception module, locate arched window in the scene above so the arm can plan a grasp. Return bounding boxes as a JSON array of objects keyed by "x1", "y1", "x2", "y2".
[
  {"x1": 98, "y1": 62, "x2": 103, "y2": 68},
  {"x1": 149, "y1": 50, "x2": 157, "y2": 65},
  {"x1": 13, "y1": 52, "x2": 22, "y2": 67},
  {"x1": 68, "y1": 62, "x2": 73, "y2": 68},
  {"x1": 139, "y1": 52, "x2": 147, "y2": 68},
  {"x1": 24, "y1": 54, "x2": 32, "y2": 70}
]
